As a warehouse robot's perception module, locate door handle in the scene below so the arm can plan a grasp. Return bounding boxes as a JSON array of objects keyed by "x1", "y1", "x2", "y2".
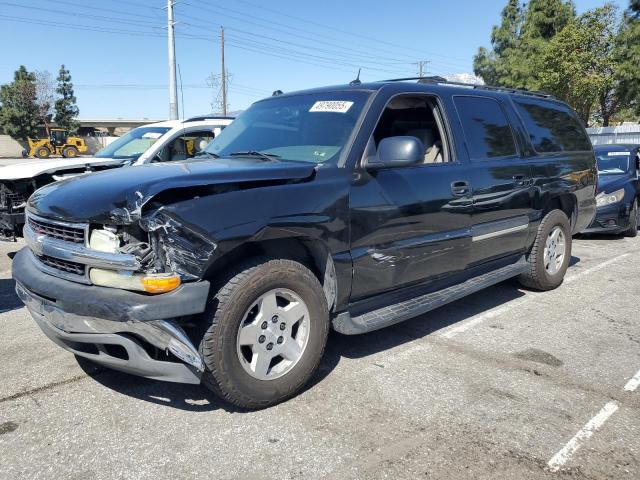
[
  {"x1": 451, "y1": 180, "x2": 471, "y2": 196},
  {"x1": 512, "y1": 175, "x2": 527, "y2": 186}
]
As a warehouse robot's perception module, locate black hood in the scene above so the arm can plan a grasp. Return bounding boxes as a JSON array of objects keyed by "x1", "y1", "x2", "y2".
[{"x1": 28, "y1": 158, "x2": 316, "y2": 224}]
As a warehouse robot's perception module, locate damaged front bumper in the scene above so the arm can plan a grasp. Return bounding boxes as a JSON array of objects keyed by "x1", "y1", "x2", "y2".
[{"x1": 13, "y1": 248, "x2": 209, "y2": 384}]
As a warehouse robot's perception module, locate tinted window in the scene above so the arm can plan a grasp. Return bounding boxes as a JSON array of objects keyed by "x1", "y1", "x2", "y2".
[
  {"x1": 205, "y1": 91, "x2": 370, "y2": 164},
  {"x1": 513, "y1": 98, "x2": 591, "y2": 153},
  {"x1": 454, "y1": 96, "x2": 517, "y2": 160}
]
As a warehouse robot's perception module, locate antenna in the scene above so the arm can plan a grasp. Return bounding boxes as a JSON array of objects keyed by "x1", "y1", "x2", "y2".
[{"x1": 350, "y1": 68, "x2": 361, "y2": 86}]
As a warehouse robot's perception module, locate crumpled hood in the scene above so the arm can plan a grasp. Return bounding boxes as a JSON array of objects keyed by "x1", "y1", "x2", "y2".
[
  {"x1": 28, "y1": 158, "x2": 316, "y2": 224},
  {"x1": 597, "y1": 174, "x2": 629, "y2": 194}
]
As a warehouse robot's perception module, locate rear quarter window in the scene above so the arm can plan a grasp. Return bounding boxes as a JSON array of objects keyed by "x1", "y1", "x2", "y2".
[
  {"x1": 453, "y1": 96, "x2": 517, "y2": 160},
  {"x1": 513, "y1": 98, "x2": 591, "y2": 153}
]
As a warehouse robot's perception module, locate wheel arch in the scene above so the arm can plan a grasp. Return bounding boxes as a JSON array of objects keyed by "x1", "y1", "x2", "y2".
[
  {"x1": 203, "y1": 236, "x2": 339, "y2": 312},
  {"x1": 541, "y1": 193, "x2": 578, "y2": 229}
]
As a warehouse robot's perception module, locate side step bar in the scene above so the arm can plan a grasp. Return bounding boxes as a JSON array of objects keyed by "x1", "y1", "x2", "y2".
[{"x1": 332, "y1": 257, "x2": 529, "y2": 335}]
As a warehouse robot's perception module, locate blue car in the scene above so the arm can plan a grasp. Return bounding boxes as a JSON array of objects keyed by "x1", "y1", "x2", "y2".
[{"x1": 584, "y1": 144, "x2": 640, "y2": 236}]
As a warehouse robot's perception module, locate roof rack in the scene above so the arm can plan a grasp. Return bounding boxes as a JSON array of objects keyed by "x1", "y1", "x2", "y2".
[
  {"x1": 380, "y1": 76, "x2": 553, "y2": 99},
  {"x1": 185, "y1": 115, "x2": 236, "y2": 122}
]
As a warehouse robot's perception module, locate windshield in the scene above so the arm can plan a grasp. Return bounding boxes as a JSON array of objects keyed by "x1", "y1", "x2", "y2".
[
  {"x1": 596, "y1": 150, "x2": 631, "y2": 175},
  {"x1": 204, "y1": 91, "x2": 371, "y2": 164},
  {"x1": 95, "y1": 126, "x2": 171, "y2": 159}
]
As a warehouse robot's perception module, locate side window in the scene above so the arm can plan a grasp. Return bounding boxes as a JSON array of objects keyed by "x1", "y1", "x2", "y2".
[
  {"x1": 372, "y1": 95, "x2": 450, "y2": 164},
  {"x1": 513, "y1": 98, "x2": 591, "y2": 153},
  {"x1": 453, "y1": 96, "x2": 517, "y2": 160},
  {"x1": 159, "y1": 130, "x2": 215, "y2": 162}
]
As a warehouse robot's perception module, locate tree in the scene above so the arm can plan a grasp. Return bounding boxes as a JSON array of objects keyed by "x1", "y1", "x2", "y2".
[
  {"x1": 474, "y1": 0, "x2": 522, "y2": 86},
  {"x1": 54, "y1": 64, "x2": 79, "y2": 131},
  {"x1": 474, "y1": 0, "x2": 575, "y2": 91},
  {"x1": 538, "y1": 4, "x2": 620, "y2": 125},
  {"x1": 615, "y1": 0, "x2": 640, "y2": 116},
  {"x1": 0, "y1": 66, "x2": 39, "y2": 141},
  {"x1": 35, "y1": 70, "x2": 55, "y2": 135}
]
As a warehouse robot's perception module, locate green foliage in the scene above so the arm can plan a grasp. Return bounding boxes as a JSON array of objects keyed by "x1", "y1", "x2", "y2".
[
  {"x1": 0, "y1": 66, "x2": 39, "y2": 141},
  {"x1": 538, "y1": 4, "x2": 618, "y2": 124},
  {"x1": 615, "y1": 0, "x2": 640, "y2": 116},
  {"x1": 475, "y1": 0, "x2": 638, "y2": 126},
  {"x1": 54, "y1": 65, "x2": 79, "y2": 132}
]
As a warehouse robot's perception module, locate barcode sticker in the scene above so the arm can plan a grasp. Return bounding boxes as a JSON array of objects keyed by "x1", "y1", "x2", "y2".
[
  {"x1": 309, "y1": 101, "x2": 354, "y2": 113},
  {"x1": 608, "y1": 151, "x2": 630, "y2": 156}
]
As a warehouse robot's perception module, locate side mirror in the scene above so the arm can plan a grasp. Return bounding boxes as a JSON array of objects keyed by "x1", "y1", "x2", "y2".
[{"x1": 365, "y1": 136, "x2": 424, "y2": 170}]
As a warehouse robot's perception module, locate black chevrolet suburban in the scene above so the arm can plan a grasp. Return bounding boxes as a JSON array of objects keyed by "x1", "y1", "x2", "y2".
[{"x1": 13, "y1": 79, "x2": 597, "y2": 408}]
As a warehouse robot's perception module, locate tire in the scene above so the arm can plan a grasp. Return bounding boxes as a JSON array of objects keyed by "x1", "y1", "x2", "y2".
[
  {"x1": 35, "y1": 146, "x2": 50, "y2": 159},
  {"x1": 62, "y1": 146, "x2": 79, "y2": 158},
  {"x1": 623, "y1": 199, "x2": 638, "y2": 238},
  {"x1": 518, "y1": 209, "x2": 572, "y2": 291},
  {"x1": 199, "y1": 258, "x2": 329, "y2": 409}
]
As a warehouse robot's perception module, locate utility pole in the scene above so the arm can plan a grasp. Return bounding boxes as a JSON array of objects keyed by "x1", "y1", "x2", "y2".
[
  {"x1": 413, "y1": 60, "x2": 430, "y2": 77},
  {"x1": 166, "y1": 0, "x2": 178, "y2": 120},
  {"x1": 220, "y1": 26, "x2": 227, "y2": 116}
]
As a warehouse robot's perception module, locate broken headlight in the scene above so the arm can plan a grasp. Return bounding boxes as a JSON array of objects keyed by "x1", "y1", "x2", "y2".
[{"x1": 88, "y1": 226, "x2": 181, "y2": 294}]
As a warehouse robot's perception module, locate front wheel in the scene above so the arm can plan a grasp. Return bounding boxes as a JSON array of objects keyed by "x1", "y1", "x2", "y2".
[
  {"x1": 62, "y1": 146, "x2": 79, "y2": 158},
  {"x1": 199, "y1": 258, "x2": 329, "y2": 409},
  {"x1": 35, "y1": 146, "x2": 50, "y2": 159},
  {"x1": 623, "y1": 199, "x2": 638, "y2": 238},
  {"x1": 518, "y1": 209, "x2": 572, "y2": 291}
]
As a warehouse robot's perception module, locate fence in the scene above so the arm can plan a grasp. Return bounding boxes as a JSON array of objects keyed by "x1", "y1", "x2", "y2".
[{"x1": 587, "y1": 124, "x2": 640, "y2": 146}]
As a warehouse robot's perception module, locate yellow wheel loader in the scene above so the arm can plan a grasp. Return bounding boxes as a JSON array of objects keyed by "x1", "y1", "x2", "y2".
[{"x1": 23, "y1": 129, "x2": 88, "y2": 159}]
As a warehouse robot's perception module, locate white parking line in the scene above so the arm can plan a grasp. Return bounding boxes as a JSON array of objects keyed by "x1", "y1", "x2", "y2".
[
  {"x1": 547, "y1": 401, "x2": 620, "y2": 472},
  {"x1": 564, "y1": 253, "x2": 631, "y2": 284},
  {"x1": 624, "y1": 369, "x2": 640, "y2": 392},
  {"x1": 439, "y1": 253, "x2": 631, "y2": 339},
  {"x1": 439, "y1": 302, "x2": 526, "y2": 339}
]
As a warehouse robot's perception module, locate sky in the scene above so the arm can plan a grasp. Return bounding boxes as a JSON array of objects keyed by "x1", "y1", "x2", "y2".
[{"x1": 0, "y1": 0, "x2": 629, "y2": 120}]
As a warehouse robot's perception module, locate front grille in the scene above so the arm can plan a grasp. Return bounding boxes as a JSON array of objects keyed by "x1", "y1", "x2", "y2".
[
  {"x1": 28, "y1": 217, "x2": 86, "y2": 244},
  {"x1": 37, "y1": 254, "x2": 85, "y2": 276}
]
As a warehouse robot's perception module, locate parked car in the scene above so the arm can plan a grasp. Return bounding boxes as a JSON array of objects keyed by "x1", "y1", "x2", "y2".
[
  {"x1": 582, "y1": 144, "x2": 640, "y2": 237},
  {"x1": 13, "y1": 79, "x2": 596, "y2": 409},
  {"x1": 0, "y1": 116, "x2": 234, "y2": 239}
]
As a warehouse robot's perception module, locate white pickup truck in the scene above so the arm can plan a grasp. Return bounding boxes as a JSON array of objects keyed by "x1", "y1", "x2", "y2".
[{"x1": 0, "y1": 116, "x2": 234, "y2": 239}]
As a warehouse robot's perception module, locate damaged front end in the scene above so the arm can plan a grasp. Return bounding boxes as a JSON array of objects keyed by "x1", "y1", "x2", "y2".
[{"x1": 0, "y1": 180, "x2": 31, "y2": 240}]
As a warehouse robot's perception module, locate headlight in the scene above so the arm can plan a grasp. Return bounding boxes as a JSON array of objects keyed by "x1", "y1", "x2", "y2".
[
  {"x1": 90, "y1": 268, "x2": 181, "y2": 294},
  {"x1": 596, "y1": 188, "x2": 625, "y2": 207}
]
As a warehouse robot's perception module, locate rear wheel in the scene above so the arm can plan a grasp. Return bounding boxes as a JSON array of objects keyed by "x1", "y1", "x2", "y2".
[
  {"x1": 623, "y1": 199, "x2": 638, "y2": 238},
  {"x1": 199, "y1": 258, "x2": 329, "y2": 409},
  {"x1": 62, "y1": 146, "x2": 79, "y2": 158},
  {"x1": 518, "y1": 209, "x2": 572, "y2": 291},
  {"x1": 35, "y1": 146, "x2": 50, "y2": 159}
]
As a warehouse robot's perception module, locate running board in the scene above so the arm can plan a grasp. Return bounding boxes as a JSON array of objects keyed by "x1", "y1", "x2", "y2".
[{"x1": 332, "y1": 257, "x2": 529, "y2": 335}]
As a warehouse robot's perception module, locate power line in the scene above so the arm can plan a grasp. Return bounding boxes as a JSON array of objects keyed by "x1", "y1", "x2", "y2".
[{"x1": 233, "y1": 0, "x2": 471, "y2": 64}]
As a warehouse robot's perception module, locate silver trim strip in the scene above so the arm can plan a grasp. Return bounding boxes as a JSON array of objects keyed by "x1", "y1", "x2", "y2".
[
  {"x1": 472, "y1": 223, "x2": 529, "y2": 242},
  {"x1": 24, "y1": 222, "x2": 140, "y2": 271}
]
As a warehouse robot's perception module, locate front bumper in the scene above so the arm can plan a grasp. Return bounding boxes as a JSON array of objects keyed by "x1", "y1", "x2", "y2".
[
  {"x1": 13, "y1": 248, "x2": 210, "y2": 384},
  {"x1": 582, "y1": 203, "x2": 630, "y2": 234}
]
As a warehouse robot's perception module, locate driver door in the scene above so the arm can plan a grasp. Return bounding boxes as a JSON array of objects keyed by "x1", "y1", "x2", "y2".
[{"x1": 349, "y1": 94, "x2": 472, "y2": 302}]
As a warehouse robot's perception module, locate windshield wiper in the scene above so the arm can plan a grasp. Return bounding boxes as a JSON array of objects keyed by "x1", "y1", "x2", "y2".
[
  {"x1": 193, "y1": 151, "x2": 219, "y2": 159},
  {"x1": 228, "y1": 151, "x2": 280, "y2": 161}
]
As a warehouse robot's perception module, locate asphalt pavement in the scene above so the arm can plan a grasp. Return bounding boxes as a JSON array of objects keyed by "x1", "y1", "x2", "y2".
[{"x1": 0, "y1": 235, "x2": 639, "y2": 479}]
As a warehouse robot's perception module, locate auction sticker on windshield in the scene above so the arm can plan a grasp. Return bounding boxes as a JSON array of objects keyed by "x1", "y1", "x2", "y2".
[
  {"x1": 309, "y1": 101, "x2": 354, "y2": 113},
  {"x1": 608, "y1": 151, "x2": 630, "y2": 156}
]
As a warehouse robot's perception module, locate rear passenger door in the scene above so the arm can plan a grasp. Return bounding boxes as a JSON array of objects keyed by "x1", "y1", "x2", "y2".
[{"x1": 453, "y1": 95, "x2": 533, "y2": 266}]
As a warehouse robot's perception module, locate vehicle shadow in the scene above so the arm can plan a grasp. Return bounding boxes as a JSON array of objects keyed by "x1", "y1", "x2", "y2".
[
  {"x1": 575, "y1": 233, "x2": 626, "y2": 241},
  {"x1": 80, "y1": 257, "x2": 581, "y2": 412},
  {"x1": 0, "y1": 278, "x2": 23, "y2": 313}
]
